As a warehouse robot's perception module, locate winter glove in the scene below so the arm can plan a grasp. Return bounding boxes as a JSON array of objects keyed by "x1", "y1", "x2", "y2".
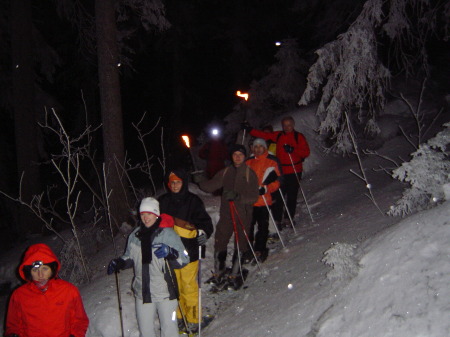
[
  {"x1": 197, "y1": 229, "x2": 208, "y2": 245},
  {"x1": 241, "y1": 121, "x2": 253, "y2": 132},
  {"x1": 283, "y1": 144, "x2": 294, "y2": 154},
  {"x1": 107, "y1": 258, "x2": 125, "y2": 275},
  {"x1": 259, "y1": 186, "x2": 267, "y2": 195},
  {"x1": 192, "y1": 172, "x2": 207, "y2": 184},
  {"x1": 223, "y1": 190, "x2": 239, "y2": 201},
  {"x1": 153, "y1": 243, "x2": 179, "y2": 259}
]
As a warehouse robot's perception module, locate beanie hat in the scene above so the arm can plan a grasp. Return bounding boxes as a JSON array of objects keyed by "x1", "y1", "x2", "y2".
[
  {"x1": 139, "y1": 197, "x2": 160, "y2": 216},
  {"x1": 168, "y1": 172, "x2": 182, "y2": 185},
  {"x1": 230, "y1": 143, "x2": 247, "y2": 157},
  {"x1": 253, "y1": 138, "x2": 267, "y2": 149}
]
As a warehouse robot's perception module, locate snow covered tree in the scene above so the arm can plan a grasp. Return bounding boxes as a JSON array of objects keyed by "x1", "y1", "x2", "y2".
[
  {"x1": 299, "y1": 0, "x2": 448, "y2": 153},
  {"x1": 247, "y1": 38, "x2": 309, "y2": 126},
  {"x1": 388, "y1": 123, "x2": 450, "y2": 216}
]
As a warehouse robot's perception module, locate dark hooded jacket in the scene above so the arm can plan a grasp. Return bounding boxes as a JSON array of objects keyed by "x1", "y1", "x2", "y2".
[
  {"x1": 5, "y1": 243, "x2": 89, "y2": 337},
  {"x1": 159, "y1": 168, "x2": 213, "y2": 261}
]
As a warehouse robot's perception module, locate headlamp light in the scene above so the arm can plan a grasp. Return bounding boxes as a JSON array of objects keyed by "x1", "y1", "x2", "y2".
[{"x1": 32, "y1": 260, "x2": 43, "y2": 268}]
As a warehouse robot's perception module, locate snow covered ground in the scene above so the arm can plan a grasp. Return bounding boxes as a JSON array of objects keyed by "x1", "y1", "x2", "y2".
[{"x1": 0, "y1": 108, "x2": 449, "y2": 337}]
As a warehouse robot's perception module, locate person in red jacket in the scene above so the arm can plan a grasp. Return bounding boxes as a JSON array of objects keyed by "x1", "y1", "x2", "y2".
[
  {"x1": 243, "y1": 116, "x2": 310, "y2": 228},
  {"x1": 5, "y1": 243, "x2": 89, "y2": 337},
  {"x1": 198, "y1": 128, "x2": 229, "y2": 178}
]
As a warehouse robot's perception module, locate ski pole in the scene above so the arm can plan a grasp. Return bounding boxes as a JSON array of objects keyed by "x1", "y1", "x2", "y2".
[
  {"x1": 198, "y1": 245, "x2": 202, "y2": 337},
  {"x1": 165, "y1": 259, "x2": 191, "y2": 335},
  {"x1": 114, "y1": 271, "x2": 125, "y2": 337},
  {"x1": 261, "y1": 195, "x2": 286, "y2": 247},
  {"x1": 229, "y1": 201, "x2": 245, "y2": 281},
  {"x1": 229, "y1": 201, "x2": 263, "y2": 271},
  {"x1": 277, "y1": 188, "x2": 297, "y2": 234},
  {"x1": 241, "y1": 129, "x2": 246, "y2": 145},
  {"x1": 286, "y1": 152, "x2": 315, "y2": 222}
]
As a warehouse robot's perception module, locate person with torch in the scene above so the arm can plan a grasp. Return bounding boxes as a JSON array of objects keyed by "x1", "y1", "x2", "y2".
[
  {"x1": 198, "y1": 126, "x2": 229, "y2": 178},
  {"x1": 159, "y1": 168, "x2": 213, "y2": 334}
]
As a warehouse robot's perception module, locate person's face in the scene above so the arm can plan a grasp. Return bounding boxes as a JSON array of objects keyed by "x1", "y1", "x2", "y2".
[
  {"x1": 232, "y1": 151, "x2": 245, "y2": 167},
  {"x1": 253, "y1": 144, "x2": 266, "y2": 157},
  {"x1": 169, "y1": 180, "x2": 183, "y2": 193},
  {"x1": 140, "y1": 213, "x2": 158, "y2": 228},
  {"x1": 282, "y1": 119, "x2": 295, "y2": 133},
  {"x1": 31, "y1": 264, "x2": 52, "y2": 284}
]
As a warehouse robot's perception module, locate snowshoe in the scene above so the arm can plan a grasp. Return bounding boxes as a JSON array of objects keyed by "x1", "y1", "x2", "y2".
[
  {"x1": 267, "y1": 232, "x2": 280, "y2": 243},
  {"x1": 225, "y1": 269, "x2": 249, "y2": 291},
  {"x1": 179, "y1": 315, "x2": 215, "y2": 336}
]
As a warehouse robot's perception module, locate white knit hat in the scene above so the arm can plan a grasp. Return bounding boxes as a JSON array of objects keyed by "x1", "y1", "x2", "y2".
[
  {"x1": 139, "y1": 197, "x2": 160, "y2": 216},
  {"x1": 253, "y1": 138, "x2": 267, "y2": 149}
]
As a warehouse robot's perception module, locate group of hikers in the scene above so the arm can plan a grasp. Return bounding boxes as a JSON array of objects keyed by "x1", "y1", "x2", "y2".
[{"x1": 4, "y1": 116, "x2": 309, "y2": 337}]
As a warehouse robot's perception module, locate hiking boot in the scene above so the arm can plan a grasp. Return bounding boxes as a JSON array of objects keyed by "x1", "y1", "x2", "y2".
[
  {"x1": 242, "y1": 250, "x2": 253, "y2": 264},
  {"x1": 205, "y1": 272, "x2": 224, "y2": 285},
  {"x1": 251, "y1": 251, "x2": 262, "y2": 266},
  {"x1": 226, "y1": 275, "x2": 244, "y2": 291},
  {"x1": 187, "y1": 322, "x2": 199, "y2": 334}
]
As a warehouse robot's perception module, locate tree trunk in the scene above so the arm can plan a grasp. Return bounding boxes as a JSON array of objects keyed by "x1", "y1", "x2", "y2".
[
  {"x1": 95, "y1": 0, "x2": 130, "y2": 228},
  {"x1": 11, "y1": 0, "x2": 41, "y2": 236}
]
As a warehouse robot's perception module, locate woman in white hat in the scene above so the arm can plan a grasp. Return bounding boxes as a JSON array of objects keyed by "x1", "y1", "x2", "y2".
[{"x1": 107, "y1": 197, "x2": 189, "y2": 337}]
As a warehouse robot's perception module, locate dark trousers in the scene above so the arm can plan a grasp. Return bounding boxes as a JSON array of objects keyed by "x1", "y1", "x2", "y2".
[
  {"x1": 272, "y1": 172, "x2": 301, "y2": 223},
  {"x1": 250, "y1": 206, "x2": 269, "y2": 252}
]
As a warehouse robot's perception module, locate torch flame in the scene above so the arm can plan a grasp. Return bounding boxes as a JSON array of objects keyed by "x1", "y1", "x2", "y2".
[
  {"x1": 236, "y1": 91, "x2": 249, "y2": 101},
  {"x1": 182, "y1": 135, "x2": 190, "y2": 148}
]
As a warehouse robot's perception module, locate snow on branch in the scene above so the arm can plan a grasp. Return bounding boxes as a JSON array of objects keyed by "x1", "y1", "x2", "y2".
[
  {"x1": 299, "y1": 0, "x2": 441, "y2": 153},
  {"x1": 388, "y1": 122, "x2": 450, "y2": 216}
]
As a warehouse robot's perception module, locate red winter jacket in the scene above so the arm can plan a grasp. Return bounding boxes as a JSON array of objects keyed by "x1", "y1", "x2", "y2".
[
  {"x1": 246, "y1": 151, "x2": 281, "y2": 207},
  {"x1": 5, "y1": 244, "x2": 89, "y2": 337},
  {"x1": 250, "y1": 129, "x2": 310, "y2": 175}
]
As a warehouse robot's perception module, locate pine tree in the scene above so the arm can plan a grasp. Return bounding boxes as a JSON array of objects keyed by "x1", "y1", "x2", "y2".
[{"x1": 299, "y1": 0, "x2": 447, "y2": 153}]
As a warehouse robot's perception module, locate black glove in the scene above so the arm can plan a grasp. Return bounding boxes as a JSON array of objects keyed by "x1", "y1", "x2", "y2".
[
  {"x1": 192, "y1": 172, "x2": 207, "y2": 184},
  {"x1": 223, "y1": 190, "x2": 239, "y2": 201},
  {"x1": 241, "y1": 121, "x2": 253, "y2": 132},
  {"x1": 107, "y1": 258, "x2": 125, "y2": 275},
  {"x1": 283, "y1": 144, "x2": 294, "y2": 154},
  {"x1": 259, "y1": 186, "x2": 267, "y2": 195},
  {"x1": 197, "y1": 230, "x2": 208, "y2": 245},
  {"x1": 153, "y1": 243, "x2": 179, "y2": 259}
]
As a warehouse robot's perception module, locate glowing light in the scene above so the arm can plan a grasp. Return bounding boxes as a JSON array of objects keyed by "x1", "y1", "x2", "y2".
[
  {"x1": 236, "y1": 90, "x2": 249, "y2": 101},
  {"x1": 181, "y1": 135, "x2": 190, "y2": 148},
  {"x1": 275, "y1": 41, "x2": 281, "y2": 46},
  {"x1": 211, "y1": 128, "x2": 219, "y2": 136}
]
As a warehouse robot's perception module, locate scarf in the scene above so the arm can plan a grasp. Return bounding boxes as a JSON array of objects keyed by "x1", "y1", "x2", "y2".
[{"x1": 137, "y1": 218, "x2": 160, "y2": 264}]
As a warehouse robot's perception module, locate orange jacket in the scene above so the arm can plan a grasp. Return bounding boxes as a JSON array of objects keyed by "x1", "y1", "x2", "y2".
[
  {"x1": 246, "y1": 151, "x2": 281, "y2": 207},
  {"x1": 250, "y1": 129, "x2": 310, "y2": 175},
  {"x1": 5, "y1": 244, "x2": 89, "y2": 337}
]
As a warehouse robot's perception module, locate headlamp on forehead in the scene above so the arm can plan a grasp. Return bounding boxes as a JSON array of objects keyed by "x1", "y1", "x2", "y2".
[{"x1": 32, "y1": 260, "x2": 43, "y2": 269}]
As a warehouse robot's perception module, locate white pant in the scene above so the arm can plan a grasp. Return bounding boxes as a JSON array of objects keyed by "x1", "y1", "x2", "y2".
[{"x1": 135, "y1": 298, "x2": 179, "y2": 337}]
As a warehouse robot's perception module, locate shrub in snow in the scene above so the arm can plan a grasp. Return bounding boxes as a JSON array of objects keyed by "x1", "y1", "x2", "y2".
[
  {"x1": 388, "y1": 123, "x2": 450, "y2": 216},
  {"x1": 322, "y1": 242, "x2": 359, "y2": 281}
]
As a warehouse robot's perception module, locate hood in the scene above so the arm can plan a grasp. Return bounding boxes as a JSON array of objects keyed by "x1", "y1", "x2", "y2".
[
  {"x1": 159, "y1": 213, "x2": 175, "y2": 228},
  {"x1": 19, "y1": 243, "x2": 61, "y2": 281},
  {"x1": 165, "y1": 168, "x2": 189, "y2": 195}
]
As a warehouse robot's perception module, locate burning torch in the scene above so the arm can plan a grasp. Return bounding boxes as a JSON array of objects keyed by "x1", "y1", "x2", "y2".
[
  {"x1": 236, "y1": 90, "x2": 250, "y2": 144},
  {"x1": 181, "y1": 134, "x2": 199, "y2": 172}
]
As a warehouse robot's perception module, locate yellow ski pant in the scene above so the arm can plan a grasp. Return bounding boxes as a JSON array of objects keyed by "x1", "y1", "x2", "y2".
[{"x1": 174, "y1": 260, "x2": 200, "y2": 323}]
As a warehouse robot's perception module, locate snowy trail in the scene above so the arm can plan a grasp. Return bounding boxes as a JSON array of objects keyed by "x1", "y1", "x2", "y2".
[{"x1": 201, "y1": 142, "x2": 406, "y2": 336}]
